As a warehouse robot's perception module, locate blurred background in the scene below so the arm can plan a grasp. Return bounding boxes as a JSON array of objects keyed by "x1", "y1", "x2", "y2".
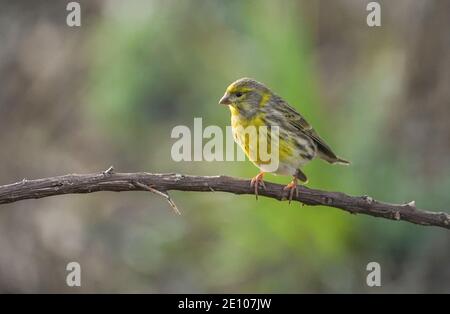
[{"x1": 0, "y1": 0, "x2": 449, "y2": 293}]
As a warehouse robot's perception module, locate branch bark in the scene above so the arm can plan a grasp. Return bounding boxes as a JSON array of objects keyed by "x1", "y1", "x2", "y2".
[{"x1": 0, "y1": 168, "x2": 449, "y2": 230}]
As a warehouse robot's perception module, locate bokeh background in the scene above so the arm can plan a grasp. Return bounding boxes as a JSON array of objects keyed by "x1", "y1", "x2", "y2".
[{"x1": 0, "y1": 0, "x2": 449, "y2": 293}]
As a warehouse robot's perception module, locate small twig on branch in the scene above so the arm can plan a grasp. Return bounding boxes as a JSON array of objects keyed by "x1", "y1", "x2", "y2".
[
  {"x1": 0, "y1": 170, "x2": 449, "y2": 230},
  {"x1": 103, "y1": 165, "x2": 115, "y2": 176},
  {"x1": 133, "y1": 181, "x2": 181, "y2": 215}
]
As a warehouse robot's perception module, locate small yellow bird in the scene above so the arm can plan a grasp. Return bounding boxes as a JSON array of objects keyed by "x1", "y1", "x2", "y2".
[{"x1": 219, "y1": 78, "x2": 349, "y2": 202}]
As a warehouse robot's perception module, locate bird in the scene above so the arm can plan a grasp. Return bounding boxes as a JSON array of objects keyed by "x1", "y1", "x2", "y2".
[{"x1": 219, "y1": 78, "x2": 349, "y2": 203}]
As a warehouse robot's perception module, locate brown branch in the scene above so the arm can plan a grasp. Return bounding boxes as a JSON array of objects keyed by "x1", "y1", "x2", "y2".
[{"x1": 0, "y1": 168, "x2": 449, "y2": 229}]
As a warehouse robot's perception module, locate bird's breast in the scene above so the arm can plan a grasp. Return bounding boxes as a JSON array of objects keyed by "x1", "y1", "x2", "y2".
[{"x1": 231, "y1": 112, "x2": 265, "y2": 158}]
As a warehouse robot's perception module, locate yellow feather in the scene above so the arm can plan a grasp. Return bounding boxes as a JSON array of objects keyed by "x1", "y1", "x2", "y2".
[
  {"x1": 258, "y1": 92, "x2": 271, "y2": 108},
  {"x1": 230, "y1": 110, "x2": 294, "y2": 166}
]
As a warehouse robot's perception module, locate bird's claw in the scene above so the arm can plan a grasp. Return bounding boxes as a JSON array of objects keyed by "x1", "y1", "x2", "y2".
[
  {"x1": 250, "y1": 173, "x2": 265, "y2": 200},
  {"x1": 283, "y1": 180, "x2": 299, "y2": 204}
]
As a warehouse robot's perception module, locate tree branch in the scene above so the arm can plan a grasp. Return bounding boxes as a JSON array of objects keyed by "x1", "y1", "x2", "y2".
[{"x1": 0, "y1": 168, "x2": 449, "y2": 229}]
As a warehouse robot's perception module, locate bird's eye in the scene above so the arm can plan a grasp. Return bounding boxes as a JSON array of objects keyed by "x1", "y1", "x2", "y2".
[{"x1": 235, "y1": 92, "x2": 243, "y2": 97}]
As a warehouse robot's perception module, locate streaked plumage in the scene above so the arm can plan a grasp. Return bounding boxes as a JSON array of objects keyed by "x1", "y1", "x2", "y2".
[{"x1": 219, "y1": 78, "x2": 349, "y2": 202}]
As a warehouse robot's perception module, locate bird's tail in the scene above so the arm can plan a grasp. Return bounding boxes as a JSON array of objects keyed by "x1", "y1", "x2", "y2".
[
  {"x1": 333, "y1": 157, "x2": 350, "y2": 165},
  {"x1": 317, "y1": 151, "x2": 350, "y2": 165}
]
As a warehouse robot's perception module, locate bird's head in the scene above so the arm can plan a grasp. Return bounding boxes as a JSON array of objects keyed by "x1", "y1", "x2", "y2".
[{"x1": 219, "y1": 78, "x2": 271, "y2": 116}]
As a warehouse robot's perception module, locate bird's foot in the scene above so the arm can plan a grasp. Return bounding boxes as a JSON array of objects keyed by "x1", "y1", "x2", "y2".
[
  {"x1": 250, "y1": 172, "x2": 265, "y2": 200},
  {"x1": 283, "y1": 178, "x2": 299, "y2": 204}
]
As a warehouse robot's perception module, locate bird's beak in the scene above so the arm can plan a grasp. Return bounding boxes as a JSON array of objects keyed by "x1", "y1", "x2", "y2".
[{"x1": 219, "y1": 94, "x2": 231, "y2": 105}]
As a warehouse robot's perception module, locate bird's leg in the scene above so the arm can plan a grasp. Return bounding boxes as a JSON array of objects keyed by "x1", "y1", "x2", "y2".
[
  {"x1": 283, "y1": 175, "x2": 299, "y2": 204},
  {"x1": 250, "y1": 172, "x2": 265, "y2": 200}
]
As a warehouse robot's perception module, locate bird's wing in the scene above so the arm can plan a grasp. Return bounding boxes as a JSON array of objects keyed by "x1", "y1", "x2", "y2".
[{"x1": 278, "y1": 100, "x2": 340, "y2": 163}]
